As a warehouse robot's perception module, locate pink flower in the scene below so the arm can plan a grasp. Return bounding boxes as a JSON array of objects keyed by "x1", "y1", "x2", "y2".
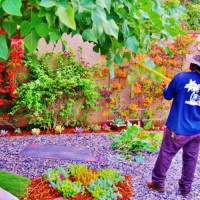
[
  {"x1": 0, "y1": 89, "x2": 6, "y2": 93},
  {"x1": 97, "y1": 155, "x2": 102, "y2": 163},
  {"x1": 102, "y1": 123, "x2": 108, "y2": 129},
  {"x1": 60, "y1": 173, "x2": 65, "y2": 180}
]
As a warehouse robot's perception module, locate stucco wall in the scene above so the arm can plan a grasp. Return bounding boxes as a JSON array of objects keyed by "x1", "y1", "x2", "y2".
[
  {"x1": 38, "y1": 34, "x2": 101, "y2": 65},
  {"x1": 15, "y1": 33, "x2": 200, "y2": 127}
]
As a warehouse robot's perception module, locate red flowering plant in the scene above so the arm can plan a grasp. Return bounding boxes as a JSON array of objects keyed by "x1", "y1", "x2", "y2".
[{"x1": 0, "y1": 38, "x2": 24, "y2": 121}]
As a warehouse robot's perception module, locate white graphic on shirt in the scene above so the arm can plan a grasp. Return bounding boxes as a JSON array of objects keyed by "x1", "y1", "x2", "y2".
[{"x1": 184, "y1": 79, "x2": 200, "y2": 106}]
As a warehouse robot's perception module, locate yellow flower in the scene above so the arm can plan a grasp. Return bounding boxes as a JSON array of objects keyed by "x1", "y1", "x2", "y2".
[
  {"x1": 102, "y1": 111, "x2": 109, "y2": 117},
  {"x1": 129, "y1": 104, "x2": 138, "y2": 111},
  {"x1": 110, "y1": 98, "x2": 115, "y2": 104},
  {"x1": 132, "y1": 82, "x2": 142, "y2": 94}
]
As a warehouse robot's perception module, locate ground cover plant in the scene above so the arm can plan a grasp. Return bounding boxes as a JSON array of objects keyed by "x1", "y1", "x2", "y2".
[
  {"x1": 20, "y1": 163, "x2": 133, "y2": 200},
  {"x1": 43, "y1": 163, "x2": 132, "y2": 200},
  {"x1": 0, "y1": 170, "x2": 31, "y2": 198},
  {"x1": 108, "y1": 121, "x2": 163, "y2": 162}
]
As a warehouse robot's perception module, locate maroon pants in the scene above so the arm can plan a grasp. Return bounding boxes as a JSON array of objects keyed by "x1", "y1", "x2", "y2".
[{"x1": 152, "y1": 127, "x2": 200, "y2": 194}]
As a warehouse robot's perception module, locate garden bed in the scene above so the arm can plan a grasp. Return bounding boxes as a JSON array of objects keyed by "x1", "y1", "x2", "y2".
[
  {"x1": 21, "y1": 175, "x2": 133, "y2": 200},
  {"x1": 1, "y1": 126, "x2": 126, "y2": 137}
]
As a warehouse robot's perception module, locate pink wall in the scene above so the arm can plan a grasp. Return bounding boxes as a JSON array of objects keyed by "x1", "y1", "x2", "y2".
[
  {"x1": 38, "y1": 34, "x2": 101, "y2": 65},
  {"x1": 15, "y1": 33, "x2": 198, "y2": 128}
]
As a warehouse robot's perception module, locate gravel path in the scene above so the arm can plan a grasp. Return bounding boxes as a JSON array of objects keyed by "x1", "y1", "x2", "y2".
[{"x1": 0, "y1": 133, "x2": 199, "y2": 200}]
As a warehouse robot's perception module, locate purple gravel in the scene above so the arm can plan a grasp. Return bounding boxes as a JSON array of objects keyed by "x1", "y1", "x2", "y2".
[{"x1": 0, "y1": 133, "x2": 199, "y2": 200}]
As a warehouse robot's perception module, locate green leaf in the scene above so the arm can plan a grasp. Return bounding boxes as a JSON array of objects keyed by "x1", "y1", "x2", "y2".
[
  {"x1": 57, "y1": 0, "x2": 69, "y2": 7},
  {"x1": 148, "y1": 11, "x2": 162, "y2": 26},
  {"x1": 59, "y1": 22, "x2": 69, "y2": 32},
  {"x1": 92, "y1": 7, "x2": 106, "y2": 24},
  {"x1": 82, "y1": 29, "x2": 97, "y2": 43},
  {"x1": 39, "y1": 0, "x2": 57, "y2": 8},
  {"x1": 114, "y1": 52, "x2": 123, "y2": 66},
  {"x1": 164, "y1": 25, "x2": 179, "y2": 37},
  {"x1": 124, "y1": 36, "x2": 139, "y2": 53},
  {"x1": 144, "y1": 121, "x2": 152, "y2": 130},
  {"x1": 49, "y1": 30, "x2": 61, "y2": 41},
  {"x1": 96, "y1": 0, "x2": 111, "y2": 13},
  {"x1": 149, "y1": 132, "x2": 156, "y2": 138},
  {"x1": 124, "y1": 52, "x2": 131, "y2": 61},
  {"x1": 24, "y1": 30, "x2": 39, "y2": 52},
  {"x1": 0, "y1": 8, "x2": 5, "y2": 19},
  {"x1": 56, "y1": 5, "x2": 76, "y2": 30},
  {"x1": 76, "y1": 0, "x2": 96, "y2": 13},
  {"x1": 122, "y1": 20, "x2": 130, "y2": 37},
  {"x1": 20, "y1": 21, "x2": 31, "y2": 36},
  {"x1": 0, "y1": 35, "x2": 8, "y2": 60},
  {"x1": 2, "y1": 0, "x2": 21, "y2": 16},
  {"x1": 108, "y1": 132, "x2": 114, "y2": 138},
  {"x1": 92, "y1": 24, "x2": 103, "y2": 39},
  {"x1": 30, "y1": 12, "x2": 40, "y2": 28},
  {"x1": 135, "y1": 155, "x2": 145, "y2": 163},
  {"x1": 35, "y1": 23, "x2": 49, "y2": 38},
  {"x1": 45, "y1": 12, "x2": 56, "y2": 27},
  {"x1": 103, "y1": 19, "x2": 119, "y2": 39},
  {"x1": 2, "y1": 20, "x2": 17, "y2": 36},
  {"x1": 175, "y1": 24, "x2": 187, "y2": 36}
]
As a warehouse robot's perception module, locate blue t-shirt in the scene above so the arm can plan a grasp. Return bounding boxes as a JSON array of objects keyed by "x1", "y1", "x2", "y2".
[{"x1": 164, "y1": 71, "x2": 200, "y2": 135}]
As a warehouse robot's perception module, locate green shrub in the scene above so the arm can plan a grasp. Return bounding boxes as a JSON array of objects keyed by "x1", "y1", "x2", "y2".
[
  {"x1": 183, "y1": 1, "x2": 200, "y2": 30},
  {"x1": 11, "y1": 52, "x2": 100, "y2": 129}
]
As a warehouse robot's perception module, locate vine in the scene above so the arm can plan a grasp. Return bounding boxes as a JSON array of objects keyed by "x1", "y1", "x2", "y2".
[{"x1": 95, "y1": 35, "x2": 197, "y2": 129}]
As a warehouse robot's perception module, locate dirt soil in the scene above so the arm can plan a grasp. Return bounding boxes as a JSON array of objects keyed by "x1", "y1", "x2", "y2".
[
  {"x1": 20, "y1": 175, "x2": 134, "y2": 200},
  {"x1": 3, "y1": 126, "x2": 126, "y2": 137}
]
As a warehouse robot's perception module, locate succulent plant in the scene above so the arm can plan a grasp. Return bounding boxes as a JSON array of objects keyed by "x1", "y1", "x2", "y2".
[
  {"x1": 14, "y1": 128, "x2": 21, "y2": 134},
  {"x1": 0, "y1": 130, "x2": 8, "y2": 136},
  {"x1": 54, "y1": 125, "x2": 64, "y2": 134},
  {"x1": 74, "y1": 126, "x2": 84, "y2": 134},
  {"x1": 31, "y1": 128, "x2": 40, "y2": 135}
]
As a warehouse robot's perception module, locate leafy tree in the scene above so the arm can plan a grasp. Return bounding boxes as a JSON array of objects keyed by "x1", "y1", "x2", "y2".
[{"x1": 0, "y1": 0, "x2": 186, "y2": 72}]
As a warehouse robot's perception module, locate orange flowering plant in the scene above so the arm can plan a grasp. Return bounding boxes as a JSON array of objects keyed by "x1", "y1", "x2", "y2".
[{"x1": 94, "y1": 35, "x2": 197, "y2": 129}]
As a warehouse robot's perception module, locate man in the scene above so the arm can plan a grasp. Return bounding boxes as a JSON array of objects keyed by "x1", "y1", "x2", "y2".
[{"x1": 147, "y1": 53, "x2": 200, "y2": 196}]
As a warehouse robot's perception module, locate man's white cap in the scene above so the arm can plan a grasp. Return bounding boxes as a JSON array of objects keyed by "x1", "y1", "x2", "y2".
[{"x1": 186, "y1": 53, "x2": 200, "y2": 66}]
